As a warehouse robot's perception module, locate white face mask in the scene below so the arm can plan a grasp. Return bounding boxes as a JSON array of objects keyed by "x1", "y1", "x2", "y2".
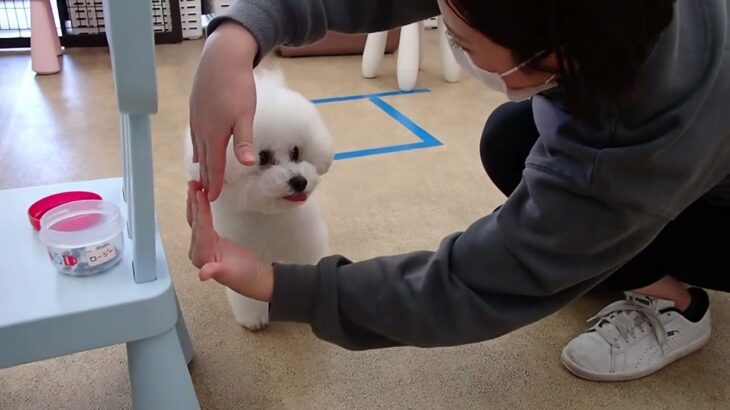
[{"x1": 446, "y1": 32, "x2": 558, "y2": 102}]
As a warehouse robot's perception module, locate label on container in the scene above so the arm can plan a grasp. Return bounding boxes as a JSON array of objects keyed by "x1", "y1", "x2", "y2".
[{"x1": 86, "y1": 244, "x2": 117, "y2": 267}]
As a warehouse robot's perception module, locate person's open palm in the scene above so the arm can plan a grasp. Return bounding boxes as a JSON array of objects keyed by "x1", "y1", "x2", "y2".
[{"x1": 187, "y1": 181, "x2": 273, "y2": 302}]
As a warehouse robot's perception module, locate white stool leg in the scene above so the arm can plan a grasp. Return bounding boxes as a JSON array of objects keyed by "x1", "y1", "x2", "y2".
[
  {"x1": 397, "y1": 22, "x2": 420, "y2": 91},
  {"x1": 438, "y1": 16, "x2": 461, "y2": 83},
  {"x1": 362, "y1": 31, "x2": 388, "y2": 79},
  {"x1": 127, "y1": 327, "x2": 200, "y2": 410},
  {"x1": 418, "y1": 20, "x2": 424, "y2": 70}
]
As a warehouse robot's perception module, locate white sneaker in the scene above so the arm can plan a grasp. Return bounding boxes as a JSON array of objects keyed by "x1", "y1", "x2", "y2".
[{"x1": 561, "y1": 291, "x2": 711, "y2": 381}]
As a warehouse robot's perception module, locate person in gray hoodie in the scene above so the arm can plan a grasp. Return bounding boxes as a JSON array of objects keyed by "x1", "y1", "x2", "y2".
[{"x1": 186, "y1": 0, "x2": 730, "y2": 381}]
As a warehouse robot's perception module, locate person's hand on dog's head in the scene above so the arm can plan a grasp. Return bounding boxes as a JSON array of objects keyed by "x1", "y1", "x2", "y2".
[{"x1": 187, "y1": 180, "x2": 274, "y2": 302}]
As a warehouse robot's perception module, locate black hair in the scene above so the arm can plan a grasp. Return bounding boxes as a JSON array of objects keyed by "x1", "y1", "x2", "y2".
[{"x1": 449, "y1": 0, "x2": 676, "y2": 118}]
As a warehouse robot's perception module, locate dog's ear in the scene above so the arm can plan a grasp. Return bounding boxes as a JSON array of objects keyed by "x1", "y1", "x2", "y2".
[
  {"x1": 303, "y1": 110, "x2": 335, "y2": 175},
  {"x1": 312, "y1": 128, "x2": 334, "y2": 175},
  {"x1": 317, "y1": 146, "x2": 334, "y2": 175}
]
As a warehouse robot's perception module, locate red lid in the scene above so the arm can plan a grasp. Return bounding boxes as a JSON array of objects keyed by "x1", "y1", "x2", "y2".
[{"x1": 28, "y1": 191, "x2": 102, "y2": 231}]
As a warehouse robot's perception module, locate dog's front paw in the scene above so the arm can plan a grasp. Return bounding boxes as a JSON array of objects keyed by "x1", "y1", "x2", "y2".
[
  {"x1": 226, "y1": 288, "x2": 270, "y2": 331},
  {"x1": 235, "y1": 309, "x2": 269, "y2": 332},
  {"x1": 240, "y1": 319, "x2": 268, "y2": 332},
  {"x1": 232, "y1": 305, "x2": 270, "y2": 332}
]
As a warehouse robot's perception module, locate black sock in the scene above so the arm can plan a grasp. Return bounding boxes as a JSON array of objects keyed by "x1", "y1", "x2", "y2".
[{"x1": 680, "y1": 287, "x2": 709, "y2": 323}]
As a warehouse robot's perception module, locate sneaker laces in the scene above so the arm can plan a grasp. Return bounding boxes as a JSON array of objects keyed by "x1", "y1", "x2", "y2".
[{"x1": 587, "y1": 299, "x2": 667, "y2": 349}]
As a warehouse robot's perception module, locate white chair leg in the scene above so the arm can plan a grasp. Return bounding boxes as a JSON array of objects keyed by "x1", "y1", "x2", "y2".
[
  {"x1": 362, "y1": 31, "x2": 388, "y2": 79},
  {"x1": 397, "y1": 22, "x2": 420, "y2": 91},
  {"x1": 438, "y1": 16, "x2": 461, "y2": 83},
  {"x1": 127, "y1": 327, "x2": 200, "y2": 410}
]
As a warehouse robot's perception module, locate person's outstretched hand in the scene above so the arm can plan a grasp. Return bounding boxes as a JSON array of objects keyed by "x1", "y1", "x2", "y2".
[
  {"x1": 189, "y1": 22, "x2": 259, "y2": 201},
  {"x1": 187, "y1": 180, "x2": 274, "y2": 302}
]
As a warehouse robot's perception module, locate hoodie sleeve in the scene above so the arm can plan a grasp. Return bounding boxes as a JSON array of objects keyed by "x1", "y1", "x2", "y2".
[
  {"x1": 269, "y1": 158, "x2": 670, "y2": 350},
  {"x1": 207, "y1": 0, "x2": 439, "y2": 64}
]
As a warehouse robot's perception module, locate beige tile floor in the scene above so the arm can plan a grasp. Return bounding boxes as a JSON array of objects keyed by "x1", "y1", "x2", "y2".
[{"x1": 1, "y1": 32, "x2": 728, "y2": 410}]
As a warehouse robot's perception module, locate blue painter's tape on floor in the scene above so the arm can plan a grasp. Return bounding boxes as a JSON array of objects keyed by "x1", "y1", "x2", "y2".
[
  {"x1": 368, "y1": 97, "x2": 442, "y2": 147},
  {"x1": 311, "y1": 88, "x2": 430, "y2": 105},
  {"x1": 333, "y1": 142, "x2": 435, "y2": 160},
  {"x1": 310, "y1": 88, "x2": 442, "y2": 160}
]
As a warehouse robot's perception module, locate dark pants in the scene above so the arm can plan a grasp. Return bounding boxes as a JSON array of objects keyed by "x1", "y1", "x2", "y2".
[{"x1": 481, "y1": 101, "x2": 730, "y2": 292}]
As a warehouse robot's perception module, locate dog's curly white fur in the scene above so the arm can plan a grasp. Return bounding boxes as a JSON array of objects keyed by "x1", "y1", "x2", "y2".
[{"x1": 185, "y1": 70, "x2": 333, "y2": 330}]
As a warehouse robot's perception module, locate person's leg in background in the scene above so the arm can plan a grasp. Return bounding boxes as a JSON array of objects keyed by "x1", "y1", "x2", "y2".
[
  {"x1": 602, "y1": 199, "x2": 730, "y2": 294},
  {"x1": 562, "y1": 198, "x2": 729, "y2": 381},
  {"x1": 480, "y1": 100, "x2": 539, "y2": 196},
  {"x1": 480, "y1": 100, "x2": 729, "y2": 381}
]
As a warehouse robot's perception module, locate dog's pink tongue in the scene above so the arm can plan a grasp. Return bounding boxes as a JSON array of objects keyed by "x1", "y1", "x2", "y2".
[{"x1": 284, "y1": 193, "x2": 308, "y2": 202}]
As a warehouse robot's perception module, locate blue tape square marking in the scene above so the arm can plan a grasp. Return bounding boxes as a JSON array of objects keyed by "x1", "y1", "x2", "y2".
[
  {"x1": 310, "y1": 88, "x2": 431, "y2": 105},
  {"x1": 310, "y1": 89, "x2": 443, "y2": 160}
]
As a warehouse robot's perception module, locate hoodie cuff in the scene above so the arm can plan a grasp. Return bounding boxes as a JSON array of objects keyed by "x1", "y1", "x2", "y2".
[
  {"x1": 269, "y1": 263, "x2": 319, "y2": 323},
  {"x1": 207, "y1": 0, "x2": 286, "y2": 66}
]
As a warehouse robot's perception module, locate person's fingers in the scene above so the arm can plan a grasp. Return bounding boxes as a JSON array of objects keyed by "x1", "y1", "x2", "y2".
[
  {"x1": 188, "y1": 235, "x2": 196, "y2": 265},
  {"x1": 190, "y1": 125, "x2": 199, "y2": 164},
  {"x1": 189, "y1": 187, "x2": 201, "y2": 265},
  {"x1": 189, "y1": 179, "x2": 203, "y2": 192},
  {"x1": 186, "y1": 180, "x2": 202, "y2": 227},
  {"x1": 194, "y1": 190, "x2": 214, "y2": 254},
  {"x1": 199, "y1": 261, "x2": 247, "y2": 294},
  {"x1": 199, "y1": 261, "x2": 224, "y2": 282},
  {"x1": 233, "y1": 117, "x2": 256, "y2": 166},
  {"x1": 205, "y1": 137, "x2": 228, "y2": 201},
  {"x1": 186, "y1": 184, "x2": 193, "y2": 227},
  {"x1": 195, "y1": 190, "x2": 215, "y2": 232},
  {"x1": 233, "y1": 79, "x2": 257, "y2": 166},
  {"x1": 188, "y1": 211, "x2": 196, "y2": 263},
  {"x1": 191, "y1": 185, "x2": 200, "y2": 227},
  {"x1": 197, "y1": 140, "x2": 209, "y2": 193}
]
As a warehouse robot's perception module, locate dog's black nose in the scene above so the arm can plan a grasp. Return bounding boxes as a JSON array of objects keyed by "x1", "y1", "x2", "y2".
[{"x1": 289, "y1": 175, "x2": 308, "y2": 193}]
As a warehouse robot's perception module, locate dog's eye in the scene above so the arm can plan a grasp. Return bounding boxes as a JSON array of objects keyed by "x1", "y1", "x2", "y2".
[
  {"x1": 259, "y1": 150, "x2": 273, "y2": 166},
  {"x1": 290, "y1": 146, "x2": 300, "y2": 162}
]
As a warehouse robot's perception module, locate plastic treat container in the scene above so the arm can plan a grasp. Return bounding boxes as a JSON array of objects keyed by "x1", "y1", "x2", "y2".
[
  {"x1": 39, "y1": 200, "x2": 125, "y2": 276},
  {"x1": 27, "y1": 191, "x2": 103, "y2": 231}
]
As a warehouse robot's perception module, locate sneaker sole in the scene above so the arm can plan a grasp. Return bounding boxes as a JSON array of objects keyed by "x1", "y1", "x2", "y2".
[{"x1": 560, "y1": 329, "x2": 711, "y2": 382}]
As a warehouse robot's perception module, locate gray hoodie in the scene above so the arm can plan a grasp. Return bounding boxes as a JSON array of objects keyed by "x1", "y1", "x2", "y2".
[{"x1": 208, "y1": 0, "x2": 730, "y2": 350}]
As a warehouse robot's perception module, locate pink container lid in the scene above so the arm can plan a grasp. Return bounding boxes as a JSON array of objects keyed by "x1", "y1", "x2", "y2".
[{"x1": 28, "y1": 191, "x2": 102, "y2": 231}]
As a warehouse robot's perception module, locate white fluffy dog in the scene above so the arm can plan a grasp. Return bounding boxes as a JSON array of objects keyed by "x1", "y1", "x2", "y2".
[{"x1": 185, "y1": 70, "x2": 333, "y2": 330}]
